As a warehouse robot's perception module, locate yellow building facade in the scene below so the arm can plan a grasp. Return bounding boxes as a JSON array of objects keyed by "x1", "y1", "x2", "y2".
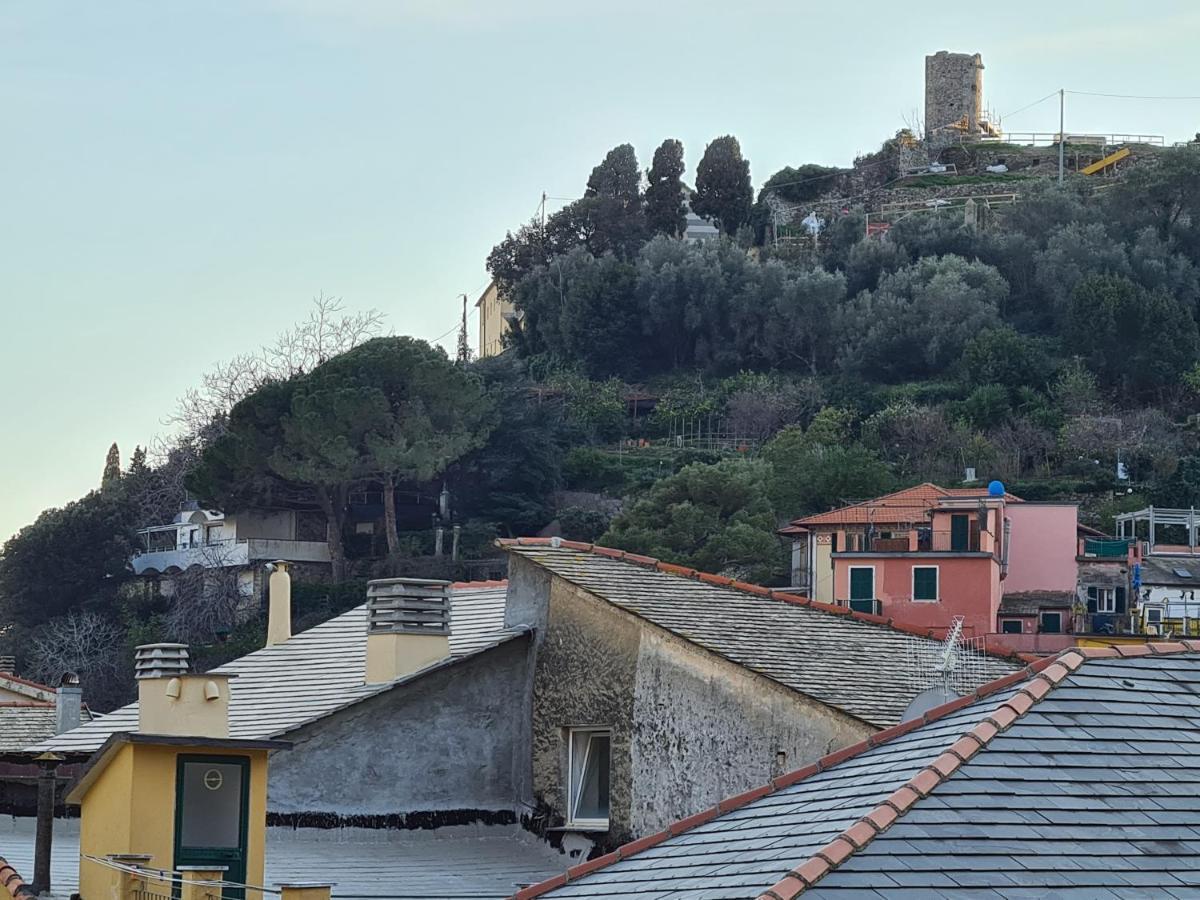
[
  {"x1": 476, "y1": 281, "x2": 515, "y2": 359},
  {"x1": 67, "y1": 661, "x2": 288, "y2": 900}
]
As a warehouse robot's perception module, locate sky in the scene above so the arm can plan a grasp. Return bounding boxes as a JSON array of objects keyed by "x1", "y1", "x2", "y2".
[{"x1": 2, "y1": 0, "x2": 1200, "y2": 542}]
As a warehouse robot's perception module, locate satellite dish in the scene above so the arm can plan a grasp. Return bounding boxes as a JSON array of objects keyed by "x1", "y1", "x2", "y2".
[{"x1": 901, "y1": 685, "x2": 960, "y2": 722}]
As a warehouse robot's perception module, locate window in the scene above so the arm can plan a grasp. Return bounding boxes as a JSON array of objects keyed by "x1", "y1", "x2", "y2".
[
  {"x1": 912, "y1": 566, "x2": 939, "y2": 602},
  {"x1": 1040, "y1": 612, "x2": 1063, "y2": 634},
  {"x1": 1001, "y1": 619, "x2": 1023, "y2": 634},
  {"x1": 567, "y1": 729, "x2": 611, "y2": 829},
  {"x1": 849, "y1": 567, "x2": 874, "y2": 601},
  {"x1": 1086, "y1": 586, "x2": 1121, "y2": 614}
]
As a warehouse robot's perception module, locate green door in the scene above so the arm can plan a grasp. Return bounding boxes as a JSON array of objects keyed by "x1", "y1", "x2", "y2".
[
  {"x1": 174, "y1": 755, "x2": 250, "y2": 900},
  {"x1": 849, "y1": 567, "x2": 874, "y2": 603},
  {"x1": 950, "y1": 514, "x2": 970, "y2": 552}
]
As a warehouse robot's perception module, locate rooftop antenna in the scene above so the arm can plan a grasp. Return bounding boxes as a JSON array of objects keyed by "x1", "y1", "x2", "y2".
[{"x1": 902, "y1": 615, "x2": 990, "y2": 720}]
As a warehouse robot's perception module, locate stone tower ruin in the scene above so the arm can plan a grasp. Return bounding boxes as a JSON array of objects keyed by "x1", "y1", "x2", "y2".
[{"x1": 924, "y1": 51, "x2": 985, "y2": 140}]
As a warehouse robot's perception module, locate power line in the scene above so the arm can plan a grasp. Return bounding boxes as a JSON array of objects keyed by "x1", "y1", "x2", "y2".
[
  {"x1": 1065, "y1": 89, "x2": 1200, "y2": 101},
  {"x1": 1000, "y1": 90, "x2": 1060, "y2": 121}
]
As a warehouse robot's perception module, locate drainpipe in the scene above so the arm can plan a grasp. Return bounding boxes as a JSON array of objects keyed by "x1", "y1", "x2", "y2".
[{"x1": 1000, "y1": 517, "x2": 1012, "y2": 579}]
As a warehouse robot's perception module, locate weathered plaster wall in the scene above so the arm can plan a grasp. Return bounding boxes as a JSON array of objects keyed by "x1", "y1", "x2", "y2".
[
  {"x1": 1003, "y1": 504, "x2": 1080, "y2": 594},
  {"x1": 527, "y1": 575, "x2": 639, "y2": 841},
  {"x1": 509, "y1": 556, "x2": 876, "y2": 846},
  {"x1": 628, "y1": 627, "x2": 872, "y2": 836},
  {"x1": 267, "y1": 635, "x2": 532, "y2": 823}
]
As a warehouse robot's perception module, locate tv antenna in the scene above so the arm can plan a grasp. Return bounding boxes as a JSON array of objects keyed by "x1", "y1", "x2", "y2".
[{"x1": 902, "y1": 615, "x2": 990, "y2": 720}]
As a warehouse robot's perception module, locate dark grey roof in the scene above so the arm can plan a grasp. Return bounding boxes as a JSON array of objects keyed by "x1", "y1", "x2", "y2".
[
  {"x1": 998, "y1": 590, "x2": 1075, "y2": 616},
  {"x1": 0, "y1": 705, "x2": 93, "y2": 753},
  {"x1": 1140, "y1": 556, "x2": 1200, "y2": 586},
  {"x1": 29, "y1": 582, "x2": 519, "y2": 754},
  {"x1": 527, "y1": 648, "x2": 1200, "y2": 899},
  {"x1": 507, "y1": 545, "x2": 1018, "y2": 727}
]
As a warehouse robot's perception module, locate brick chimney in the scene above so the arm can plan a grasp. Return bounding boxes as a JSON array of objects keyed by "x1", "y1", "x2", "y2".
[
  {"x1": 134, "y1": 643, "x2": 231, "y2": 739},
  {"x1": 266, "y1": 560, "x2": 292, "y2": 647},
  {"x1": 364, "y1": 578, "x2": 451, "y2": 684},
  {"x1": 55, "y1": 673, "x2": 83, "y2": 734}
]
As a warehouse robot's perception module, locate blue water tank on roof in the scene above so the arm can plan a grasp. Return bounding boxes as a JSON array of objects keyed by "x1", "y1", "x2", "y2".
[{"x1": 987, "y1": 480, "x2": 1005, "y2": 497}]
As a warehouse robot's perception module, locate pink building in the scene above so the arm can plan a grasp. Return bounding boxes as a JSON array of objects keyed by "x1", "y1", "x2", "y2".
[{"x1": 781, "y1": 484, "x2": 1081, "y2": 641}]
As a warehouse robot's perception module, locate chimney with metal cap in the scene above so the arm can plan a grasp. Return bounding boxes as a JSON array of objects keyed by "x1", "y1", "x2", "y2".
[
  {"x1": 364, "y1": 578, "x2": 452, "y2": 684},
  {"x1": 134, "y1": 643, "x2": 190, "y2": 680},
  {"x1": 55, "y1": 673, "x2": 82, "y2": 734},
  {"x1": 134, "y1": 643, "x2": 232, "y2": 738},
  {"x1": 266, "y1": 560, "x2": 292, "y2": 647}
]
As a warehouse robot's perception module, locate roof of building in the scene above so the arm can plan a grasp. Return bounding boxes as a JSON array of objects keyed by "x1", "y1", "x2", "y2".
[
  {"x1": 0, "y1": 704, "x2": 95, "y2": 754},
  {"x1": 1139, "y1": 555, "x2": 1200, "y2": 586},
  {"x1": 780, "y1": 483, "x2": 1020, "y2": 533},
  {"x1": 501, "y1": 539, "x2": 1020, "y2": 728},
  {"x1": 28, "y1": 581, "x2": 521, "y2": 755},
  {"x1": 0, "y1": 818, "x2": 568, "y2": 900},
  {"x1": 0, "y1": 673, "x2": 58, "y2": 703},
  {"x1": 519, "y1": 642, "x2": 1200, "y2": 899},
  {"x1": 998, "y1": 590, "x2": 1076, "y2": 616}
]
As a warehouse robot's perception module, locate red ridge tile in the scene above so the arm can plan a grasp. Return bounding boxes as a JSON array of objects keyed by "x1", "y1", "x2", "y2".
[
  {"x1": 772, "y1": 762, "x2": 820, "y2": 790},
  {"x1": 815, "y1": 837, "x2": 855, "y2": 867},
  {"x1": 654, "y1": 562, "x2": 696, "y2": 577},
  {"x1": 515, "y1": 872, "x2": 567, "y2": 899},
  {"x1": 1039, "y1": 661, "x2": 1071, "y2": 684},
  {"x1": 1115, "y1": 644, "x2": 1153, "y2": 658},
  {"x1": 566, "y1": 852, "x2": 620, "y2": 881},
  {"x1": 817, "y1": 739, "x2": 871, "y2": 770},
  {"x1": 1019, "y1": 678, "x2": 1053, "y2": 701},
  {"x1": 985, "y1": 706, "x2": 1019, "y2": 731},
  {"x1": 621, "y1": 552, "x2": 659, "y2": 567},
  {"x1": 930, "y1": 751, "x2": 962, "y2": 778},
  {"x1": 669, "y1": 806, "x2": 718, "y2": 835},
  {"x1": 1004, "y1": 692, "x2": 1035, "y2": 716},
  {"x1": 948, "y1": 734, "x2": 983, "y2": 762},
  {"x1": 616, "y1": 829, "x2": 669, "y2": 859},
  {"x1": 882, "y1": 785, "x2": 921, "y2": 813},
  {"x1": 696, "y1": 572, "x2": 734, "y2": 587},
  {"x1": 592, "y1": 546, "x2": 626, "y2": 559},
  {"x1": 793, "y1": 857, "x2": 832, "y2": 887},
  {"x1": 969, "y1": 720, "x2": 999, "y2": 744},
  {"x1": 908, "y1": 768, "x2": 941, "y2": 797},
  {"x1": 843, "y1": 820, "x2": 878, "y2": 849},
  {"x1": 719, "y1": 783, "x2": 774, "y2": 812},
  {"x1": 864, "y1": 804, "x2": 899, "y2": 830},
  {"x1": 734, "y1": 581, "x2": 773, "y2": 597}
]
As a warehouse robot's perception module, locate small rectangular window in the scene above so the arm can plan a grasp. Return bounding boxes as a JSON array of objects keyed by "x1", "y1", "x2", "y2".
[
  {"x1": 1041, "y1": 612, "x2": 1063, "y2": 634},
  {"x1": 1001, "y1": 619, "x2": 1023, "y2": 634},
  {"x1": 567, "y1": 729, "x2": 611, "y2": 829},
  {"x1": 913, "y1": 566, "x2": 938, "y2": 602}
]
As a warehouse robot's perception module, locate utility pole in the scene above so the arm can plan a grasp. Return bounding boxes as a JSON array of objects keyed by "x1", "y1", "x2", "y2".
[
  {"x1": 541, "y1": 191, "x2": 547, "y2": 232},
  {"x1": 455, "y1": 293, "x2": 470, "y2": 365},
  {"x1": 1058, "y1": 88, "x2": 1065, "y2": 186}
]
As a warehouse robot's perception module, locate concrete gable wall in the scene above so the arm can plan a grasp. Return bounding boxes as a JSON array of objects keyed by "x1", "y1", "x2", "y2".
[
  {"x1": 512, "y1": 556, "x2": 876, "y2": 846},
  {"x1": 266, "y1": 635, "x2": 532, "y2": 824}
]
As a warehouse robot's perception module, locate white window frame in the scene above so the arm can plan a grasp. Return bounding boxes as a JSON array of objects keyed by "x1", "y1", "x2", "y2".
[
  {"x1": 912, "y1": 565, "x2": 940, "y2": 603},
  {"x1": 566, "y1": 727, "x2": 611, "y2": 830},
  {"x1": 1097, "y1": 588, "x2": 1116, "y2": 613},
  {"x1": 848, "y1": 565, "x2": 876, "y2": 601}
]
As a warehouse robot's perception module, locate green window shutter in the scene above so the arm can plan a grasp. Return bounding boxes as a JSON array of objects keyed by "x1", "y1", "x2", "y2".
[
  {"x1": 913, "y1": 567, "x2": 938, "y2": 601},
  {"x1": 849, "y1": 568, "x2": 874, "y2": 600},
  {"x1": 1115, "y1": 586, "x2": 1127, "y2": 614},
  {"x1": 950, "y1": 515, "x2": 969, "y2": 552}
]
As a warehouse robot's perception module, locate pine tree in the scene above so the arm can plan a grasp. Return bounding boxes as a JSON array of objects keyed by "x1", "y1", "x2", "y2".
[
  {"x1": 693, "y1": 135, "x2": 753, "y2": 236},
  {"x1": 645, "y1": 139, "x2": 687, "y2": 237},
  {"x1": 585, "y1": 144, "x2": 641, "y2": 207},
  {"x1": 101, "y1": 443, "x2": 121, "y2": 489}
]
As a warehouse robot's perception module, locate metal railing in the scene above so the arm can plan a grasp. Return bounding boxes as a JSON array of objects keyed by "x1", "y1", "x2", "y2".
[{"x1": 979, "y1": 132, "x2": 1165, "y2": 147}]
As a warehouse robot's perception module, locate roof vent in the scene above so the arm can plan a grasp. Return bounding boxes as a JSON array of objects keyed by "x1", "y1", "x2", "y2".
[
  {"x1": 364, "y1": 578, "x2": 452, "y2": 684},
  {"x1": 367, "y1": 578, "x2": 452, "y2": 636},
  {"x1": 0, "y1": 656, "x2": 14, "y2": 675},
  {"x1": 134, "y1": 643, "x2": 190, "y2": 680}
]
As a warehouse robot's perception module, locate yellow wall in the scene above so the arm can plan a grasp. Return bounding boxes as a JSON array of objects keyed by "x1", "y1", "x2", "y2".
[
  {"x1": 477, "y1": 282, "x2": 514, "y2": 359},
  {"x1": 814, "y1": 535, "x2": 834, "y2": 604},
  {"x1": 79, "y1": 743, "x2": 135, "y2": 899},
  {"x1": 79, "y1": 743, "x2": 270, "y2": 900}
]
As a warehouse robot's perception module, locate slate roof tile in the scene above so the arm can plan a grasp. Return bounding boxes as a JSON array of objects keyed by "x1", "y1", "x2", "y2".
[
  {"x1": 27, "y1": 582, "x2": 519, "y2": 754},
  {"x1": 521, "y1": 646, "x2": 1200, "y2": 900},
  {"x1": 503, "y1": 542, "x2": 1019, "y2": 727}
]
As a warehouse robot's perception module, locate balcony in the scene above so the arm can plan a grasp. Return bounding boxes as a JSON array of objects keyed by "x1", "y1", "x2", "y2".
[
  {"x1": 837, "y1": 529, "x2": 982, "y2": 554},
  {"x1": 1082, "y1": 538, "x2": 1131, "y2": 559},
  {"x1": 132, "y1": 538, "x2": 330, "y2": 574}
]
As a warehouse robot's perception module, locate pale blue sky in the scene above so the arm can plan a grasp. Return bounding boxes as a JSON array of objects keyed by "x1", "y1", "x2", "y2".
[{"x1": 2, "y1": 1, "x2": 1199, "y2": 541}]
